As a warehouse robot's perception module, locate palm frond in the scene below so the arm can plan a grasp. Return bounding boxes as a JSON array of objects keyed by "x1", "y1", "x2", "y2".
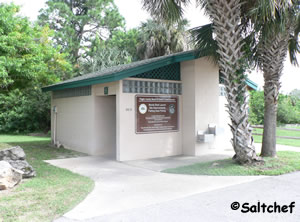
[
  {"x1": 142, "y1": 0, "x2": 189, "y2": 23},
  {"x1": 250, "y1": 0, "x2": 293, "y2": 22},
  {"x1": 288, "y1": 13, "x2": 300, "y2": 66},
  {"x1": 190, "y1": 23, "x2": 218, "y2": 63},
  {"x1": 288, "y1": 37, "x2": 300, "y2": 66}
]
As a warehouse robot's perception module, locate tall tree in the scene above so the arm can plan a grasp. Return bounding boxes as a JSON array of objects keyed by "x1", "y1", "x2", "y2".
[
  {"x1": 38, "y1": 0, "x2": 125, "y2": 65},
  {"x1": 136, "y1": 19, "x2": 190, "y2": 60},
  {"x1": 0, "y1": 3, "x2": 72, "y2": 91},
  {"x1": 142, "y1": 0, "x2": 262, "y2": 164},
  {"x1": 247, "y1": 0, "x2": 300, "y2": 157},
  {"x1": 79, "y1": 37, "x2": 132, "y2": 74},
  {"x1": 106, "y1": 29, "x2": 140, "y2": 61},
  {"x1": 0, "y1": 3, "x2": 72, "y2": 133},
  {"x1": 192, "y1": 1, "x2": 300, "y2": 158}
]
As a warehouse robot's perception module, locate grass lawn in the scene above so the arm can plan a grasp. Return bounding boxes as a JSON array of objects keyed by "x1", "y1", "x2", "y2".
[
  {"x1": 0, "y1": 135, "x2": 94, "y2": 222},
  {"x1": 163, "y1": 151, "x2": 300, "y2": 176},
  {"x1": 252, "y1": 128, "x2": 300, "y2": 147}
]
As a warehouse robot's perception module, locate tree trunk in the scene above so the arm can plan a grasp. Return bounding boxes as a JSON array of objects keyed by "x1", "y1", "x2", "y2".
[
  {"x1": 205, "y1": 0, "x2": 262, "y2": 164},
  {"x1": 259, "y1": 30, "x2": 290, "y2": 157},
  {"x1": 261, "y1": 81, "x2": 278, "y2": 157}
]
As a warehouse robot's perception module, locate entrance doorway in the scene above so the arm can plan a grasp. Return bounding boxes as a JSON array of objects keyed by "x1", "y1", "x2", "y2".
[{"x1": 95, "y1": 95, "x2": 116, "y2": 159}]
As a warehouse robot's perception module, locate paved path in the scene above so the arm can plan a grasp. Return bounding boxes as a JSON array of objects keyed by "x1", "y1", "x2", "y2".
[
  {"x1": 56, "y1": 172, "x2": 300, "y2": 222},
  {"x1": 47, "y1": 156, "x2": 264, "y2": 221},
  {"x1": 50, "y1": 144, "x2": 300, "y2": 222}
]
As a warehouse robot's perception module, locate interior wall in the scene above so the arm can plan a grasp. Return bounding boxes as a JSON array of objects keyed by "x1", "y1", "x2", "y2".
[{"x1": 94, "y1": 95, "x2": 116, "y2": 157}]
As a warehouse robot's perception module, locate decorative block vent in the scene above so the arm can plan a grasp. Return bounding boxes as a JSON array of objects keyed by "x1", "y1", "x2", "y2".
[
  {"x1": 123, "y1": 80, "x2": 182, "y2": 95},
  {"x1": 53, "y1": 86, "x2": 91, "y2": 99},
  {"x1": 134, "y1": 63, "x2": 180, "y2": 81}
]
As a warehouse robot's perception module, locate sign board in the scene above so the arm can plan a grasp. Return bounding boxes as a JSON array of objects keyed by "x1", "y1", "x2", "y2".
[
  {"x1": 104, "y1": 86, "x2": 109, "y2": 95},
  {"x1": 136, "y1": 95, "x2": 178, "y2": 133}
]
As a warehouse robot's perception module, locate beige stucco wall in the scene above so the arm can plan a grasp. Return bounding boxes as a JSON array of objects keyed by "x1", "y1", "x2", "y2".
[
  {"x1": 94, "y1": 81, "x2": 117, "y2": 96},
  {"x1": 116, "y1": 78, "x2": 183, "y2": 161},
  {"x1": 51, "y1": 82, "x2": 118, "y2": 156},
  {"x1": 181, "y1": 57, "x2": 220, "y2": 156},
  {"x1": 51, "y1": 57, "x2": 222, "y2": 160},
  {"x1": 51, "y1": 94, "x2": 97, "y2": 154},
  {"x1": 181, "y1": 60, "x2": 196, "y2": 155}
]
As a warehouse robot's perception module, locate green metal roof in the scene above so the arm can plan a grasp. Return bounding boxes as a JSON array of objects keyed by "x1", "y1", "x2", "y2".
[
  {"x1": 42, "y1": 49, "x2": 258, "y2": 92},
  {"x1": 42, "y1": 50, "x2": 198, "y2": 92}
]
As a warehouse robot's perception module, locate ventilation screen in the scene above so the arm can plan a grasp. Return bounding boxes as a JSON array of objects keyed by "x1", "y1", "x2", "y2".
[
  {"x1": 53, "y1": 86, "x2": 91, "y2": 99},
  {"x1": 134, "y1": 63, "x2": 180, "y2": 81}
]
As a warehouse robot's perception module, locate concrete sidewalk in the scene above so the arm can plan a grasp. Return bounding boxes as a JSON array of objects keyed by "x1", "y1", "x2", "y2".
[
  {"x1": 49, "y1": 144, "x2": 299, "y2": 221},
  {"x1": 79, "y1": 171, "x2": 300, "y2": 222},
  {"x1": 47, "y1": 156, "x2": 265, "y2": 221}
]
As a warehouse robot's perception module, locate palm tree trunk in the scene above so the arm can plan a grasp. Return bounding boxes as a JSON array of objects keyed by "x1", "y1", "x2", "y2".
[
  {"x1": 205, "y1": 0, "x2": 262, "y2": 164},
  {"x1": 261, "y1": 80, "x2": 278, "y2": 157},
  {"x1": 259, "y1": 32, "x2": 290, "y2": 157}
]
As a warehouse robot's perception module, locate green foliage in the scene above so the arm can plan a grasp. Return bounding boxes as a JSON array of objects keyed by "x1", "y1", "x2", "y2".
[
  {"x1": 0, "y1": 4, "x2": 72, "y2": 90},
  {"x1": 79, "y1": 38, "x2": 132, "y2": 74},
  {"x1": 0, "y1": 3, "x2": 72, "y2": 133},
  {"x1": 249, "y1": 90, "x2": 265, "y2": 124},
  {"x1": 249, "y1": 90, "x2": 300, "y2": 125},
  {"x1": 190, "y1": 23, "x2": 219, "y2": 63},
  {"x1": 0, "y1": 89, "x2": 51, "y2": 133},
  {"x1": 38, "y1": 0, "x2": 125, "y2": 66},
  {"x1": 277, "y1": 94, "x2": 300, "y2": 124},
  {"x1": 106, "y1": 29, "x2": 140, "y2": 61},
  {"x1": 136, "y1": 19, "x2": 190, "y2": 60}
]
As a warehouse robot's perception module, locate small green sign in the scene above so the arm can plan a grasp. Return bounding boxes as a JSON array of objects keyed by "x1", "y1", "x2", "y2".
[{"x1": 104, "y1": 86, "x2": 108, "y2": 95}]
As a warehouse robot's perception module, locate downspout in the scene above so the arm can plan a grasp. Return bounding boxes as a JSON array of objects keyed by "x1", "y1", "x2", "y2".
[{"x1": 53, "y1": 106, "x2": 57, "y2": 146}]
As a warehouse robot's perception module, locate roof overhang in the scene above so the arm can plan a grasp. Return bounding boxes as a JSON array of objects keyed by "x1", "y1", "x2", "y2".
[
  {"x1": 42, "y1": 50, "x2": 258, "y2": 92},
  {"x1": 42, "y1": 51, "x2": 198, "y2": 92}
]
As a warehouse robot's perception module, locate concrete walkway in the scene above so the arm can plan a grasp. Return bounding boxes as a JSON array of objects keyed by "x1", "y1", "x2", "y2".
[
  {"x1": 47, "y1": 156, "x2": 265, "y2": 221},
  {"x1": 49, "y1": 144, "x2": 300, "y2": 221},
  {"x1": 77, "y1": 171, "x2": 300, "y2": 222}
]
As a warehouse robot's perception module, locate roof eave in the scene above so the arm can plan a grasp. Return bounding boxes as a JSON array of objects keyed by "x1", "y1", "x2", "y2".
[
  {"x1": 42, "y1": 51, "x2": 198, "y2": 92},
  {"x1": 245, "y1": 79, "x2": 258, "y2": 91}
]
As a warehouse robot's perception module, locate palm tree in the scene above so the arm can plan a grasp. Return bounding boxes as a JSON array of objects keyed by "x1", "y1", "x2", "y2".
[
  {"x1": 253, "y1": 1, "x2": 300, "y2": 157},
  {"x1": 136, "y1": 19, "x2": 190, "y2": 59},
  {"x1": 142, "y1": 0, "x2": 262, "y2": 164},
  {"x1": 191, "y1": 1, "x2": 300, "y2": 158}
]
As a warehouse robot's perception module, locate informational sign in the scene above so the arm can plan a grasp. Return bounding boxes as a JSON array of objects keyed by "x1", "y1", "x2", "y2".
[{"x1": 136, "y1": 95, "x2": 178, "y2": 133}]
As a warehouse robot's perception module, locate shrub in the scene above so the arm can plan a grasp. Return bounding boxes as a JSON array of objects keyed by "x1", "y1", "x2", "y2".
[
  {"x1": 0, "y1": 89, "x2": 50, "y2": 133},
  {"x1": 277, "y1": 94, "x2": 300, "y2": 124},
  {"x1": 249, "y1": 90, "x2": 265, "y2": 125},
  {"x1": 249, "y1": 90, "x2": 300, "y2": 125}
]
